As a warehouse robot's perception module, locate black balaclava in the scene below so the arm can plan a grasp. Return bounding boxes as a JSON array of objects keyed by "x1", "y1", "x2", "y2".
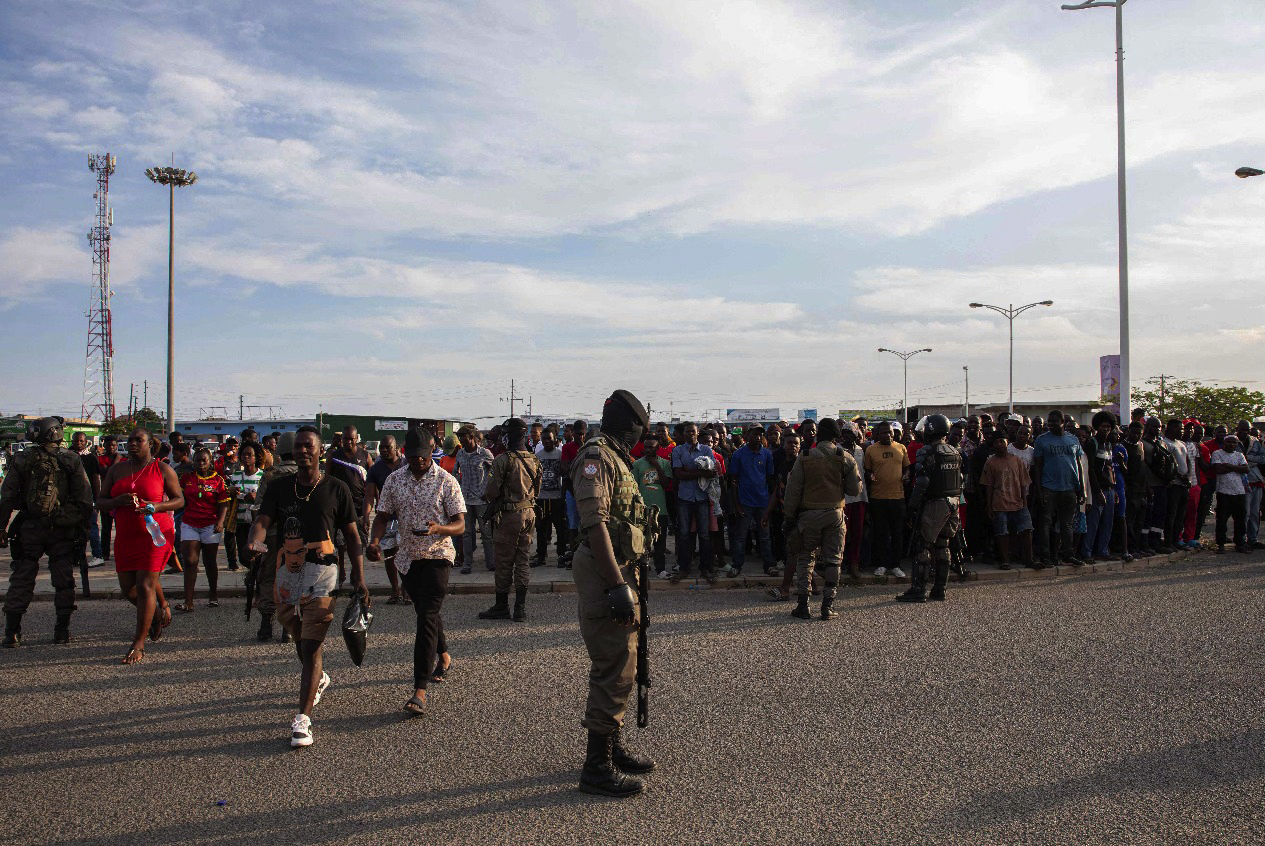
[
  {"x1": 505, "y1": 418, "x2": 528, "y2": 451},
  {"x1": 601, "y1": 389, "x2": 649, "y2": 451}
]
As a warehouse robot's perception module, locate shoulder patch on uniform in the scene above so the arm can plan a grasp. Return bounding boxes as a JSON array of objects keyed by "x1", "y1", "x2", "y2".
[{"x1": 582, "y1": 460, "x2": 600, "y2": 477}]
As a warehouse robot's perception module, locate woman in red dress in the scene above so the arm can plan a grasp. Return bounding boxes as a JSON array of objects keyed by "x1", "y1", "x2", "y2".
[{"x1": 98, "y1": 428, "x2": 184, "y2": 664}]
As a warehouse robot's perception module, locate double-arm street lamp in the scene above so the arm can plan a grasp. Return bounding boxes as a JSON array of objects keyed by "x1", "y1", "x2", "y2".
[
  {"x1": 1236, "y1": 167, "x2": 1263, "y2": 178},
  {"x1": 1061, "y1": 0, "x2": 1131, "y2": 421},
  {"x1": 877, "y1": 348, "x2": 932, "y2": 425},
  {"x1": 968, "y1": 301, "x2": 1054, "y2": 414},
  {"x1": 145, "y1": 164, "x2": 198, "y2": 435}
]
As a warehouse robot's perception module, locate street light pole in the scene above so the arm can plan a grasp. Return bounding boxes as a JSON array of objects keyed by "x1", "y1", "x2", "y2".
[
  {"x1": 968, "y1": 301, "x2": 1054, "y2": 414},
  {"x1": 1062, "y1": 0, "x2": 1131, "y2": 422},
  {"x1": 877, "y1": 348, "x2": 932, "y2": 424},
  {"x1": 145, "y1": 163, "x2": 198, "y2": 436}
]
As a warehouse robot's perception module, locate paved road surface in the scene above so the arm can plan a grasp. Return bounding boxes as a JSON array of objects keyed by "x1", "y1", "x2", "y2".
[{"x1": 1, "y1": 554, "x2": 1263, "y2": 845}]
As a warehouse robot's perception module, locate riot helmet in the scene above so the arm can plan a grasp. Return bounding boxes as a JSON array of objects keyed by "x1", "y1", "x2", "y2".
[
  {"x1": 918, "y1": 414, "x2": 951, "y2": 439},
  {"x1": 26, "y1": 416, "x2": 66, "y2": 444}
]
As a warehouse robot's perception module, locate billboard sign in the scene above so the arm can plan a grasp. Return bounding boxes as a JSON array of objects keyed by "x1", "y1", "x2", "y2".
[
  {"x1": 797, "y1": 409, "x2": 818, "y2": 422},
  {"x1": 726, "y1": 408, "x2": 780, "y2": 424}
]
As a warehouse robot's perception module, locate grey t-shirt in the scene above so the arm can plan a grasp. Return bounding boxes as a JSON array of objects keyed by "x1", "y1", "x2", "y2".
[{"x1": 536, "y1": 446, "x2": 564, "y2": 500}]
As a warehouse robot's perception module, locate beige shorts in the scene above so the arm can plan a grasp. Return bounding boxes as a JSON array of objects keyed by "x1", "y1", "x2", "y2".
[{"x1": 277, "y1": 595, "x2": 336, "y2": 642}]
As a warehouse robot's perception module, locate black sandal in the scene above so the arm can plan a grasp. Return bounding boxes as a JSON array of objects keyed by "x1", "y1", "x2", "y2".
[
  {"x1": 430, "y1": 658, "x2": 452, "y2": 683},
  {"x1": 403, "y1": 695, "x2": 427, "y2": 717}
]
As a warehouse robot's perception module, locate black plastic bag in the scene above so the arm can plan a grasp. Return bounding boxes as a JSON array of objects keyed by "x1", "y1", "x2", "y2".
[{"x1": 341, "y1": 594, "x2": 374, "y2": 667}]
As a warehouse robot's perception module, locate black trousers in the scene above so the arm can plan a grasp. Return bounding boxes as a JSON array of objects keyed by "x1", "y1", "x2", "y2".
[
  {"x1": 869, "y1": 499, "x2": 905, "y2": 570},
  {"x1": 4, "y1": 519, "x2": 78, "y2": 615},
  {"x1": 99, "y1": 510, "x2": 113, "y2": 560},
  {"x1": 1195, "y1": 482, "x2": 1216, "y2": 539},
  {"x1": 1164, "y1": 484, "x2": 1189, "y2": 546},
  {"x1": 1126, "y1": 488, "x2": 1148, "y2": 551},
  {"x1": 535, "y1": 499, "x2": 568, "y2": 562},
  {"x1": 402, "y1": 559, "x2": 450, "y2": 690},
  {"x1": 1215, "y1": 493, "x2": 1247, "y2": 547}
]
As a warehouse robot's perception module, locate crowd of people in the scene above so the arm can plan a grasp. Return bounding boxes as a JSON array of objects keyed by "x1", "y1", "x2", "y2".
[{"x1": 1, "y1": 401, "x2": 1262, "y2": 787}]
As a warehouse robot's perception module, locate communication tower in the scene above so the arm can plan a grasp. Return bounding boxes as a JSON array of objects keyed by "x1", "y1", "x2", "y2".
[{"x1": 82, "y1": 153, "x2": 117, "y2": 421}]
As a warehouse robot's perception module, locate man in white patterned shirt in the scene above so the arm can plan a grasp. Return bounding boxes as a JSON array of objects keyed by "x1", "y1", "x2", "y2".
[{"x1": 368, "y1": 425, "x2": 465, "y2": 716}]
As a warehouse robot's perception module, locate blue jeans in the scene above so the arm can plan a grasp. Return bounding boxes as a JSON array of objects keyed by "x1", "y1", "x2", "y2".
[
  {"x1": 1080, "y1": 489, "x2": 1115, "y2": 559},
  {"x1": 88, "y1": 515, "x2": 102, "y2": 559},
  {"x1": 731, "y1": 505, "x2": 774, "y2": 572},
  {"x1": 675, "y1": 499, "x2": 713, "y2": 574}
]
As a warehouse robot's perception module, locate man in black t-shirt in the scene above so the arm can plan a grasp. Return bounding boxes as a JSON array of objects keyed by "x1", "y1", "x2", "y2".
[
  {"x1": 365, "y1": 435, "x2": 407, "y2": 603},
  {"x1": 71, "y1": 432, "x2": 104, "y2": 568},
  {"x1": 325, "y1": 425, "x2": 371, "y2": 586},
  {"x1": 251, "y1": 426, "x2": 368, "y2": 749}
]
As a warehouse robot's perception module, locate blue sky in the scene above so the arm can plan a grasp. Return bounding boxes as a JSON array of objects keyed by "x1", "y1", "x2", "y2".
[{"x1": 2, "y1": 0, "x2": 1263, "y2": 423}]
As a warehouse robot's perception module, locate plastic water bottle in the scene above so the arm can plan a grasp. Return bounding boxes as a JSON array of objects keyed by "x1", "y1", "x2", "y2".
[{"x1": 144, "y1": 513, "x2": 166, "y2": 548}]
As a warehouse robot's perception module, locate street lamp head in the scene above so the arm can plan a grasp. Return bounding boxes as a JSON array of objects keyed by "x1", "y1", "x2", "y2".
[
  {"x1": 1040, "y1": 300, "x2": 1054, "y2": 306},
  {"x1": 1235, "y1": 167, "x2": 1263, "y2": 179},
  {"x1": 877, "y1": 348, "x2": 890, "y2": 353},
  {"x1": 969, "y1": 303, "x2": 984, "y2": 308},
  {"x1": 921, "y1": 348, "x2": 933, "y2": 353}
]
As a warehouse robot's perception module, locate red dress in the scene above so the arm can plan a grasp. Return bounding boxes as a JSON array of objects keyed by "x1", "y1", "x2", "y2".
[{"x1": 111, "y1": 460, "x2": 176, "y2": 573}]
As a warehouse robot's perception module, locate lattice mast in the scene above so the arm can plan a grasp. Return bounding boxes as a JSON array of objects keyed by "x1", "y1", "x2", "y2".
[{"x1": 82, "y1": 153, "x2": 117, "y2": 421}]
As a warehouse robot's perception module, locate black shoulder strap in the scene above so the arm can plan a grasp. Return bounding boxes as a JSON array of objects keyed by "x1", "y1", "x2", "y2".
[{"x1": 510, "y1": 450, "x2": 541, "y2": 490}]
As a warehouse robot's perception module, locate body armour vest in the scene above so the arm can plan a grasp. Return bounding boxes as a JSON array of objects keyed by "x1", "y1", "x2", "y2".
[
  {"x1": 585, "y1": 436, "x2": 649, "y2": 564},
  {"x1": 798, "y1": 444, "x2": 849, "y2": 510},
  {"x1": 924, "y1": 442, "x2": 962, "y2": 498}
]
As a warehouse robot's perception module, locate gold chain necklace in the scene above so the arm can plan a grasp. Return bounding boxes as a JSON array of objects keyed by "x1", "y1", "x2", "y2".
[{"x1": 294, "y1": 473, "x2": 323, "y2": 502}]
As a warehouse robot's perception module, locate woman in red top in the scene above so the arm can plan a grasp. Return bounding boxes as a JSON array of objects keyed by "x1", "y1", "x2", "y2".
[
  {"x1": 177, "y1": 447, "x2": 231, "y2": 612},
  {"x1": 98, "y1": 428, "x2": 184, "y2": 664}
]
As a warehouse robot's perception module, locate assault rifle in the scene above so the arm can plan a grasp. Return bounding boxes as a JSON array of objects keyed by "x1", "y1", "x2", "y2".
[
  {"x1": 637, "y1": 504, "x2": 659, "y2": 729},
  {"x1": 244, "y1": 552, "x2": 258, "y2": 620}
]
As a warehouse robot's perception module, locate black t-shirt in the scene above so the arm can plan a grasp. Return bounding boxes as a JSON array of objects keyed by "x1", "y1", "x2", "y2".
[
  {"x1": 367, "y1": 458, "x2": 403, "y2": 492},
  {"x1": 79, "y1": 454, "x2": 99, "y2": 486},
  {"x1": 325, "y1": 447, "x2": 371, "y2": 512},
  {"x1": 259, "y1": 474, "x2": 356, "y2": 563}
]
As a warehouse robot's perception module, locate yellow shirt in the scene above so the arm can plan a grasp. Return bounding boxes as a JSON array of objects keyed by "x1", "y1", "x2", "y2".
[{"x1": 863, "y1": 441, "x2": 909, "y2": 500}]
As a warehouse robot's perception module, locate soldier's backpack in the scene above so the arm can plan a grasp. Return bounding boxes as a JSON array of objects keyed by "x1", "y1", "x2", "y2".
[{"x1": 23, "y1": 448, "x2": 71, "y2": 520}]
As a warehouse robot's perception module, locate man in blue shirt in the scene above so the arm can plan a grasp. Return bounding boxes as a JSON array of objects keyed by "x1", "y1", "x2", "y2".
[
  {"x1": 669, "y1": 422, "x2": 716, "y2": 581},
  {"x1": 726, "y1": 425, "x2": 776, "y2": 576},
  {"x1": 1032, "y1": 410, "x2": 1086, "y2": 567}
]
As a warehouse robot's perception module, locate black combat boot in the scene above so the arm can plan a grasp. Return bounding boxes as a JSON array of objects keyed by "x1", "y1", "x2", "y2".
[
  {"x1": 929, "y1": 562, "x2": 949, "y2": 601},
  {"x1": 280, "y1": 628, "x2": 291, "y2": 644},
  {"x1": 3, "y1": 613, "x2": 21, "y2": 648},
  {"x1": 257, "y1": 612, "x2": 274, "y2": 642},
  {"x1": 611, "y1": 726, "x2": 656, "y2": 773},
  {"x1": 791, "y1": 595, "x2": 812, "y2": 619},
  {"x1": 53, "y1": 611, "x2": 72, "y2": 644},
  {"x1": 579, "y1": 730, "x2": 645, "y2": 797},
  {"x1": 479, "y1": 592, "x2": 511, "y2": 620},
  {"x1": 820, "y1": 584, "x2": 838, "y2": 620},
  {"x1": 512, "y1": 588, "x2": 528, "y2": 622},
  {"x1": 897, "y1": 580, "x2": 927, "y2": 603}
]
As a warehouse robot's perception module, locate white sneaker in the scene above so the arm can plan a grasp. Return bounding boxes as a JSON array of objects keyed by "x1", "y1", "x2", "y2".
[
  {"x1": 314, "y1": 671, "x2": 331, "y2": 706},
  {"x1": 873, "y1": 567, "x2": 887, "y2": 577},
  {"x1": 658, "y1": 568, "x2": 676, "y2": 581},
  {"x1": 290, "y1": 714, "x2": 313, "y2": 748},
  {"x1": 891, "y1": 567, "x2": 907, "y2": 579},
  {"x1": 87, "y1": 557, "x2": 105, "y2": 568}
]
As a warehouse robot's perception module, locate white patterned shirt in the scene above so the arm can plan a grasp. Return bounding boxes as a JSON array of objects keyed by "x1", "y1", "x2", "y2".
[{"x1": 375, "y1": 462, "x2": 465, "y2": 572}]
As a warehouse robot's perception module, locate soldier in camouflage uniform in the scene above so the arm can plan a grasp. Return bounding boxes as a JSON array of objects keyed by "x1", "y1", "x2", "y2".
[
  {"x1": 570, "y1": 390, "x2": 657, "y2": 798},
  {"x1": 0, "y1": 417, "x2": 93, "y2": 647},
  {"x1": 480, "y1": 418, "x2": 541, "y2": 622}
]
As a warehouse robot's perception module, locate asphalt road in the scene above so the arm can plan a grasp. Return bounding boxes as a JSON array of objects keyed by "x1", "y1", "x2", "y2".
[{"x1": 1, "y1": 554, "x2": 1263, "y2": 846}]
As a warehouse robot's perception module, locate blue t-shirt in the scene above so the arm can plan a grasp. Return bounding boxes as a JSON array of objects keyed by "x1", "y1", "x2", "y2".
[
  {"x1": 671, "y1": 443, "x2": 712, "y2": 502},
  {"x1": 728, "y1": 445, "x2": 774, "y2": 509},
  {"x1": 1033, "y1": 432, "x2": 1084, "y2": 492}
]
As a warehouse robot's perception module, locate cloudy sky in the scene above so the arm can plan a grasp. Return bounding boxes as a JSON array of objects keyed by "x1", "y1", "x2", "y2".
[{"x1": 2, "y1": 0, "x2": 1263, "y2": 423}]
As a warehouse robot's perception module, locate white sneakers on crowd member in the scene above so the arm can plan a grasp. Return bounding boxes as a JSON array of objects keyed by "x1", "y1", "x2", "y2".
[
  {"x1": 290, "y1": 714, "x2": 313, "y2": 747},
  {"x1": 658, "y1": 568, "x2": 677, "y2": 581},
  {"x1": 873, "y1": 567, "x2": 886, "y2": 577},
  {"x1": 314, "y1": 671, "x2": 331, "y2": 705},
  {"x1": 87, "y1": 557, "x2": 105, "y2": 568},
  {"x1": 890, "y1": 567, "x2": 906, "y2": 579}
]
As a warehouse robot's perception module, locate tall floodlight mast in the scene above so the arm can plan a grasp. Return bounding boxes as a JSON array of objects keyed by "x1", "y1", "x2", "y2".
[{"x1": 83, "y1": 153, "x2": 117, "y2": 422}]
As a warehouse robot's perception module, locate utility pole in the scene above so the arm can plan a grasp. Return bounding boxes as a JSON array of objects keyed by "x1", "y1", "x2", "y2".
[
  {"x1": 502, "y1": 379, "x2": 523, "y2": 418},
  {"x1": 143, "y1": 380, "x2": 148, "y2": 411},
  {"x1": 239, "y1": 394, "x2": 244, "y2": 421},
  {"x1": 963, "y1": 366, "x2": 970, "y2": 419},
  {"x1": 527, "y1": 395, "x2": 533, "y2": 416},
  {"x1": 1156, "y1": 373, "x2": 1173, "y2": 418}
]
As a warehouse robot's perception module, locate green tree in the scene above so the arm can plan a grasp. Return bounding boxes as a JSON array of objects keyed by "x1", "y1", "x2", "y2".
[
  {"x1": 1129, "y1": 378, "x2": 1265, "y2": 425},
  {"x1": 101, "y1": 407, "x2": 165, "y2": 436}
]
